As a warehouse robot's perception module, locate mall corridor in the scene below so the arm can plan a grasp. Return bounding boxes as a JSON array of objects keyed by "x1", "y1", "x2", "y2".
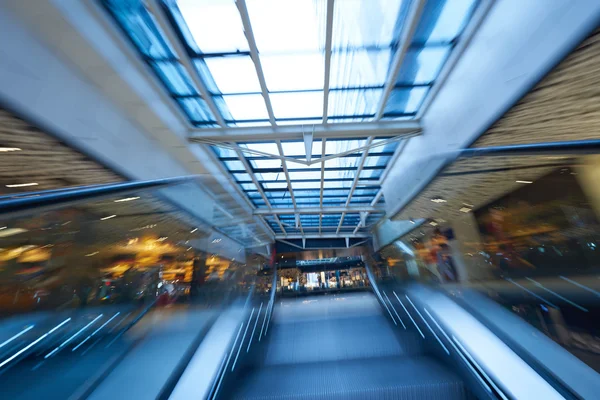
[{"x1": 0, "y1": 0, "x2": 600, "y2": 399}]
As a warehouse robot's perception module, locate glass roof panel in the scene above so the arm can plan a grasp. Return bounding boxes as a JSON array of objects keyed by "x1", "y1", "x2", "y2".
[
  {"x1": 384, "y1": 87, "x2": 429, "y2": 115},
  {"x1": 223, "y1": 160, "x2": 244, "y2": 170},
  {"x1": 332, "y1": 0, "x2": 409, "y2": 48},
  {"x1": 222, "y1": 94, "x2": 269, "y2": 120},
  {"x1": 261, "y1": 53, "x2": 324, "y2": 91},
  {"x1": 288, "y1": 171, "x2": 322, "y2": 180},
  {"x1": 176, "y1": 0, "x2": 249, "y2": 53},
  {"x1": 255, "y1": 172, "x2": 286, "y2": 181},
  {"x1": 330, "y1": 50, "x2": 390, "y2": 88},
  {"x1": 328, "y1": 88, "x2": 382, "y2": 118},
  {"x1": 359, "y1": 169, "x2": 383, "y2": 179},
  {"x1": 151, "y1": 61, "x2": 197, "y2": 96},
  {"x1": 364, "y1": 155, "x2": 391, "y2": 167},
  {"x1": 395, "y1": 46, "x2": 451, "y2": 85},
  {"x1": 204, "y1": 56, "x2": 261, "y2": 94},
  {"x1": 246, "y1": 0, "x2": 326, "y2": 53},
  {"x1": 262, "y1": 182, "x2": 289, "y2": 189},
  {"x1": 270, "y1": 92, "x2": 324, "y2": 119},
  {"x1": 177, "y1": 97, "x2": 215, "y2": 122},
  {"x1": 250, "y1": 159, "x2": 283, "y2": 169},
  {"x1": 371, "y1": 139, "x2": 400, "y2": 153},
  {"x1": 324, "y1": 170, "x2": 355, "y2": 180},
  {"x1": 105, "y1": 0, "x2": 175, "y2": 58},
  {"x1": 291, "y1": 181, "x2": 321, "y2": 190},
  {"x1": 412, "y1": 0, "x2": 478, "y2": 44},
  {"x1": 241, "y1": 142, "x2": 280, "y2": 156},
  {"x1": 280, "y1": 140, "x2": 322, "y2": 157}
]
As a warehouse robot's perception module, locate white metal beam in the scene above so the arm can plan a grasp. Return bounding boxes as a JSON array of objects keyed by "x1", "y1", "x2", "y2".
[
  {"x1": 375, "y1": 0, "x2": 426, "y2": 119},
  {"x1": 146, "y1": 0, "x2": 225, "y2": 126},
  {"x1": 232, "y1": 145, "x2": 287, "y2": 235},
  {"x1": 196, "y1": 134, "x2": 412, "y2": 166},
  {"x1": 353, "y1": 189, "x2": 385, "y2": 234},
  {"x1": 319, "y1": 138, "x2": 326, "y2": 234},
  {"x1": 275, "y1": 233, "x2": 369, "y2": 240},
  {"x1": 322, "y1": 0, "x2": 335, "y2": 123},
  {"x1": 274, "y1": 141, "x2": 304, "y2": 236},
  {"x1": 189, "y1": 121, "x2": 421, "y2": 142},
  {"x1": 236, "y1": 0, "x2": 276, "y2": 125},
  {"x1": 254, "y1": 206, "x2": 384, "y2": 215}
]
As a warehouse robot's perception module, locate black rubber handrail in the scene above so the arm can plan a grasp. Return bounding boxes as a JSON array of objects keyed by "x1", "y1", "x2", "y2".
[{"x1": 0, "y1": 175, "x2": 198, "y2": 214}]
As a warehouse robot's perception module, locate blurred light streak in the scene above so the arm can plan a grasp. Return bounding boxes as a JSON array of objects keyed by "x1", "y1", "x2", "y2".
[
  {"x1": 0, "y1": 318, "x2": 71, "y2": 369},
  {"x1": 0, "y1": 325, "x2": 34, "y2": 349},
  {"x1": 72, "y1": 313, "x2": 120, "y2": 352},
  {"x1": 525, "y1": 278, "x2": 588, "y2": 312},
  {"x1": 45, "y1": 315, "x2": 103, "y2": 358}
]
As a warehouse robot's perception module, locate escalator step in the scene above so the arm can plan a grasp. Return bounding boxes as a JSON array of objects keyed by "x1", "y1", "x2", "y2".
[
  {"x1": 232, "y1": 356, "x2": 469, "y2": 400},
  {"x1": 262, "y1": 316, "x2": 423, "y2": 366}
]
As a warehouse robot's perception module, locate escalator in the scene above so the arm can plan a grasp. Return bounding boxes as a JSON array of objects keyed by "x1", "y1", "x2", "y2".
[{"x1": 223, "y1": 292, "x2": 472, "y2": 400}]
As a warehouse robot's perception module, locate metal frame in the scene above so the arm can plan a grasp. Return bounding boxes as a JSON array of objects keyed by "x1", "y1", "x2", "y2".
[
  {"x1": 101, "y1": 0, "x2": 491, "y2": 242},
  {"x1": 146, "y1": 0, "x2": 225, "y2": 126},
  {"x1": 254, "y1": 205, "x2": 384, "y2": 215},
  {"x1": 189, "y1": 120, "x2": 421, "y2": 142}
]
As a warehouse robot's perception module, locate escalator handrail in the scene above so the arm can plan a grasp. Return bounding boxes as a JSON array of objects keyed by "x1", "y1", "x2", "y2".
[{"x1": 0, "y1": 175, "x2": 199, "y2": 214}]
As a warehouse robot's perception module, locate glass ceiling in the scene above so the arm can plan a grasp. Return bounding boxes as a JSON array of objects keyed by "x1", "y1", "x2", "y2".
[{"x1": 102, "y1": 0, "x2": 481, "y2": 237}]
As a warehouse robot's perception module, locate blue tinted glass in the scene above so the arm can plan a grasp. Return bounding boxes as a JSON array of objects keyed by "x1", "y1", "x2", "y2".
[
  {"x1": 328, "y1": 89, "x2": 382, "y2": 118},
  {"x1": 384, "y1": 87, "x2": 429, "y2": 114},
  {"x1": 371, "y1": 139, "x2": 400, "y2": 153},
  {"x1": 270, "y1": 92, "x2": 323, "y2": 119},
  {"x1": 177, "y1": 97, "x2": 215, "y2": 122},
  {"x1": 413, "y1": 0, "x2": 478, "y2": 43},
  {"x1": 359, "y1": 169, "x2": 383, "y2": 179},
  {"x1": 105, "y1": 0, "x2": 174, "y2": 58},
  {"x1": 330, "y1": 50, "x2": 391, "y2": 88},
  {"x1": 332, "y1": 0, "x2": 409, "y2": 48},
  {"x1": 364, "y1": 155, "x2": 391, "y2": 167},
  {"x1": 396, "y1": 47, "x2": 451, "y2": 85},
  {"x1": 151, "y1": 61, "x2": 197, "y2": 96}
]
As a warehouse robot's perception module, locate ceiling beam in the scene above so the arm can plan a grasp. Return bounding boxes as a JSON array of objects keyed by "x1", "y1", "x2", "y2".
[
  {"x1": 146, "y1": 0, "x2": 225, "y2": 126},
  {"x1": 375, "y1": 0, "x2": 426, "y2": 119},
  {"x1": 231, "y1": 145, "x2": 287, "y2": 235},
  {"x1": 275, "y1": 233, "x2": 369, "y2": 239},
  {"x1": 319, "y1": 138, "x2": 326, "y2": 234},
  {"x1": 254, "y1": 206, "x2": 384, "y2": 215},
  {"x1": 189, "y1": 121, "x2": 421, "y2": 142},
  {"x1": 274, "y1": 140, "x2": 304, "y2": 236},
  {"x1": 236, "y1": 0, "x2": 276, "y2": 125},
  {"x1": 322, "y1": 0, "x2": 335, "y2": 123}
]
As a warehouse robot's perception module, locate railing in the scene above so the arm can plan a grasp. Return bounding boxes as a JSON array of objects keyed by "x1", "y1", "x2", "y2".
[{"x1": 0, "y1": 176, "x2": 263, "y2": 400}]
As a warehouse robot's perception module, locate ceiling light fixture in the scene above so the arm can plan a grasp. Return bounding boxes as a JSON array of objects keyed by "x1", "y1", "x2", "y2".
[
  {"x1": 429, "y1": 221, "x2": 438, "y2": 226},
  {"x1": 190, "y1": 228, "x2": 198, "y2": 233},
  {"x1": 100, "y1": 215, "x2": 116, "y2": 221},
  {"x1": 430, "y1": 197, "x2": 447, "y2": 203},
  {"x1": 0, "y1": 147, "x2": 21, "y2": 152},
  {"x1": 85, "y1": 252, "x2": 99, "y2": 257},
  {"x1": 516, "y1": 180, "x2": 533, "y2": 184},
  {"x1": 6, "y1": 182, "x2": 38, "y2": 188},
  {"x1": 114, "y1": 197, "x2": 140, "y2": 203},
  {"x1": 459, "y1": 207, "x2": 472, "y2": 213}
]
